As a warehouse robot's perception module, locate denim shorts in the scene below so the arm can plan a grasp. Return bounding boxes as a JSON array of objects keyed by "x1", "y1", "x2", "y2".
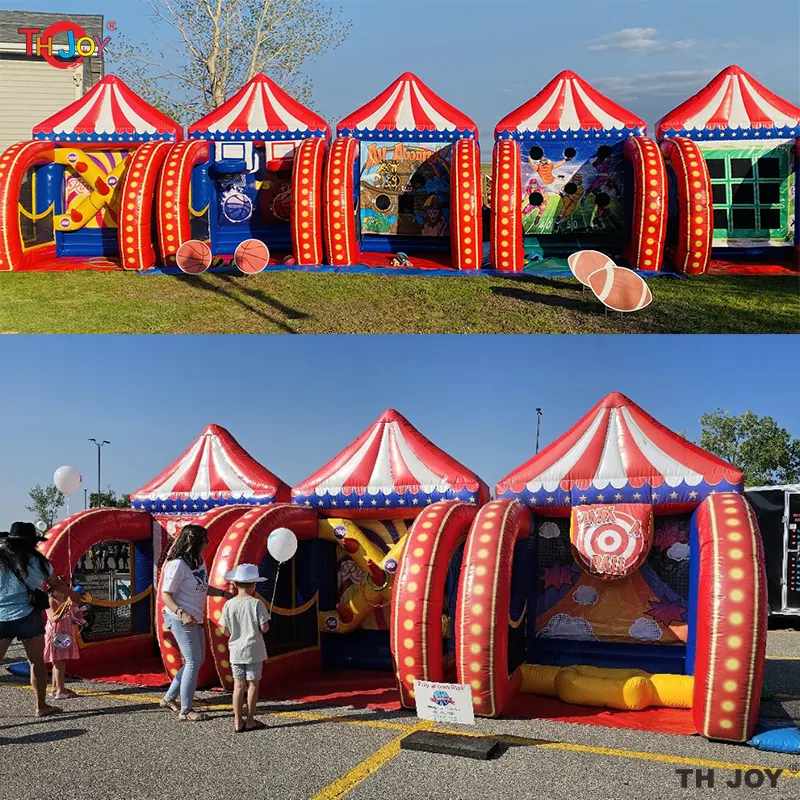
[
  {"x1": 231, "y1": 662, "x2": 263, "y2": 681},
  {"x1": 0, "y1": 610, "x2": 45, "y2": 642}
]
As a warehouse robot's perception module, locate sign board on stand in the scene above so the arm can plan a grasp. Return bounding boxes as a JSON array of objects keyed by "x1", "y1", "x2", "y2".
[{"x1": 413, "y1": 680, "x2": 475, "y2": 726}]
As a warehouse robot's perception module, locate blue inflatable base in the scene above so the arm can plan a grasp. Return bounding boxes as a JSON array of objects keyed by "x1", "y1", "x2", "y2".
[
  {"x1": 7, "y1": 662, "x2": 31, "y2": 677},
  {"x1": 140, "y1": 263, "x2": 683, "y2": 280},
  {"x1": 748, "y1": 724, "x2": 800, "y2": 754}
]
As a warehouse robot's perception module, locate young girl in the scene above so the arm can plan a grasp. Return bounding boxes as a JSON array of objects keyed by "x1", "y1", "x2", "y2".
[{"x1": 44, "y1": 580, "x2": 87, "y2": 700}]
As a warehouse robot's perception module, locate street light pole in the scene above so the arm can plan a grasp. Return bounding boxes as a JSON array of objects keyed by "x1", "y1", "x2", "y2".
[
  {"x1": 535, "y1": 408, "x2": 543, "y2": 454},
  {"x1": 89, "y1": 438, "x2": 110, "y2": 508}
]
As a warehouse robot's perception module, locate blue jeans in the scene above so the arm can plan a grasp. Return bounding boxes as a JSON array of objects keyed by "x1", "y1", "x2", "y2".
[{"x1": 163, "y1": 611, "x2": 205, "y2": 712}]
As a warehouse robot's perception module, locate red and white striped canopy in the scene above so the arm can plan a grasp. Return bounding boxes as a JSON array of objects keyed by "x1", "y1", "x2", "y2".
[
  {"x1": 495, "y1": 70, "x2": 646, "y2": 139},
  {"x1": 292, "y1": 409, "x2": 488, "y2": 511},
  {"x1": 33, "y1": 75, "x2": 183, "y2": 143},
  {"x1": 131, "y1": 424, "x2": 290, "y2": 512},
  {"x1": 188, "y1": 73, "x2": 329, "y2": 140},
  {"x1": 656, "y1": 65, "x2": 800, "y2": 138},
  {"x1": 496, "y1": 393, "x2": 742, "y2": 510},
  {"x1": 337, "y1": 72, "x2": 477, "y2": 140}
]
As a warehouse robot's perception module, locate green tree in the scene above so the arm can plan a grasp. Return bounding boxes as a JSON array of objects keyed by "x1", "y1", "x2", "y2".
[
  {"x1": 699, "y1": 409, "x2": 800, "y2": 486},
  {"x1": 25, "y1": 484, "x2": 66, "y2": 529},
  {"x1": 89, "y1": 490, "x2": 132, "y2": 509},
  {"x1": 111, "y1": 0, "x2": 351, "y2": 124}
]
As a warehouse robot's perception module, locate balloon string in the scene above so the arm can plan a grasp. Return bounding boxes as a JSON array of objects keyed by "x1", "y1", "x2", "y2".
[
  {"x1": 269, "y1": 563, "x2": 281, "y2": 611},
  {"x1": 65, "y1": 498, "x2": 72, "y2": 584}
]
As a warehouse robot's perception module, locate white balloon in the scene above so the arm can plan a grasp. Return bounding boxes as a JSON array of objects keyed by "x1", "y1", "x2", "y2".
[
  {"x1": 54, "y1": 465, "x2": 82, "y2": 496},
  {"x1": 35, "y1": 521, "x2": 47, "y2": 532},
  {"x1": 267, "y1": 527, "x2": 298, "y2": 563}
]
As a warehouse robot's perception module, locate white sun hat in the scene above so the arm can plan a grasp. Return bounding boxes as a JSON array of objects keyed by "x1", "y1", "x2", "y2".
[{"x1": 224, "y1": 563, "x2": 267, "y2": 583}]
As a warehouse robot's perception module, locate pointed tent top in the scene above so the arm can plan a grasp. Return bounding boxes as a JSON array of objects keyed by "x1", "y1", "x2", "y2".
[
  {"x1": 495, "y1": 70, "x2": 647, "y2": 141},
  {"x1": 337, "y1": 72, "x2": 478, "y2": 142},
  {"x1": 656, "y1": 65, "x2": 800, "y2": 140},
  {"x1": 131, "y1": 424, "x2": 290, "y2": 513},
  {"x1": 292, "y1": 408, "x2": 489, "y2": 516},
  {"x1": 33, "y1": 75, "x2": 183, "y2": 143},
  {"x1": 496, "y1": 392, "x2": 743, "y2": 513},
  {"x1": 188, "y1": 73, "x2": 329, "y2": 141}
]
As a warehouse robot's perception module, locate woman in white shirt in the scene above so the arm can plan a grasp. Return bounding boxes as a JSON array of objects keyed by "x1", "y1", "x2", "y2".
[{"x1": 160, "y1": 525, "x2": 231, "y2": 721}]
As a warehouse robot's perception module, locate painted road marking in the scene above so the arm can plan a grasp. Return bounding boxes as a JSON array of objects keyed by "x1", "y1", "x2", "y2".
[
  {"x1": 309, "y1": 721, "x2": 431, "y2": 800},
  {"x1": 1, "y1": 682, "x2": 796, "y2": 783}
]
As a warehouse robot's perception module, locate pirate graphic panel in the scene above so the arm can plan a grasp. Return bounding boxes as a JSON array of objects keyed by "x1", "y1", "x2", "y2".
[
  {"x1": 492, "y1": 71, "x2": 668, "y2": 272},
  {"x1": 186, "y1": 73, "x2": 330, "y2": 264},
  {"x1": 657, "y1": 65, "x2": 800, "y2": 274},
  {"x1": 12, "y1": 75, "x2": 182, "y2": 269},
  {"x1": 329, "y1": 73, "x2": 483, "y2": 269}
]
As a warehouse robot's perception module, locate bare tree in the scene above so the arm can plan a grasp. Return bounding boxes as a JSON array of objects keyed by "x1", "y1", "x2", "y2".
[{"x1": 111, "y1": 0, "x2": 351, "y2": 123}]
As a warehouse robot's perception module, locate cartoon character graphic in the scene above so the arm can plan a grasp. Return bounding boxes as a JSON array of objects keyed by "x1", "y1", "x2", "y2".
[
  {"x1": 582, "y1": 145, "x2": 614, "y2": 204},
  {"x1": 421, "y1": 195, "x2": 448, "y2": 237},
  {"x1": 522, "y1": 176, "x2": 549, "y2": 225},
  {"x1": 528, "y1": 146, "x2": 575, "y2": 187},
  {"x1": 589, "y1": 177, "x2": 619, "y2": 229},
  {"x1": 554, "y1": 174, "x2": 585, "y2": 226}
]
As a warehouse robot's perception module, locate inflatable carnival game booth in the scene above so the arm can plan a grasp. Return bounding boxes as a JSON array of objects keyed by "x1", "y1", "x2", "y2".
[
  {"x1": 0, "y1": 75, "x2": 183, "y2": 272},
  {"x1": 657, "y1": 65, "x2": 800, "y2": 275},
  {"x1": 324, "y1": 73, "x2": 484, "y2": 271},
  {"x1": 478, "y1": 392, "x2": 767, "y2": 742},
  {"x1": 491, "y1": 71, "x2": 668, "y2": 274},
  {"x1": 169, "y1": 73, "x2": 331, "y2": 271}
]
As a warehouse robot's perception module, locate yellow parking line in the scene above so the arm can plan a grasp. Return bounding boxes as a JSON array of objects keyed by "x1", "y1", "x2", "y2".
[
  {"x1": 309, "y1": 721, "x2": 429, "y2": 800},
  {"x1": 766, "y1": 656, "x2": 800, "y2": 660}
]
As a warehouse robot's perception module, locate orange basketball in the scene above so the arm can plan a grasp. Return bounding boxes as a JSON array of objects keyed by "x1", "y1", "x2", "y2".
[
  {"x1": 175, "y1": 240, "x2": 212, "y2": 274},
  {"x1": 568, "y1": 250, "x2": 614, "y2": 286},
  {"x1": 235, "y1": 239, "x2": 270, "y2": 275},
  {"x1": 588, "y1": 266, "x2": 653, "y2": 313}
]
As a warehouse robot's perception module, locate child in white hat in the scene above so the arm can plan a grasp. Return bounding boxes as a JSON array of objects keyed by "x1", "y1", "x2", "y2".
[{"x1": 219, "y1": 563, "x2": 271, "y2": 732}]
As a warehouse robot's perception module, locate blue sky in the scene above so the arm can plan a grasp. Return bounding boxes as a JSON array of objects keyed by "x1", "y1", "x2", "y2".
[
  {"x1": 5, "y1": 0, "x2": 799, "y2": 140},
  {"x1": 0, "y1": 335, "x2": 796, "y2": 524}
]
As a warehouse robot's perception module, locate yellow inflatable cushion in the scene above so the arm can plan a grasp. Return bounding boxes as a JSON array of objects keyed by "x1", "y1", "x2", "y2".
[{"x1": 519, "y1": 663, "x2": 694, "y2": 711}]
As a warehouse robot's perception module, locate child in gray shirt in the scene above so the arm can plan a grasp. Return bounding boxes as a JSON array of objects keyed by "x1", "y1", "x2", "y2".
[{"x1": 220, "y1": 564, "x2": 271, "y2": 732}]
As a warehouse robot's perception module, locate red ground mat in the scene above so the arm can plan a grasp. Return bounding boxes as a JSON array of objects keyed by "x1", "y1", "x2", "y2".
[
  {"x1": 508, "y1": 693, "x2": 696, "y2": 736},
  {"x1": 358, "y1": 252, "x2": 457, "y2": 271},
  {"x1": 22, "y1": 255, "x2": 123, "y2": 272},
  {"x1": 68, "y1": 656, "x2": 170, "y2": 688},
  {"x1": 706, "y1": 259, "x2": 798, "y2": 276}
]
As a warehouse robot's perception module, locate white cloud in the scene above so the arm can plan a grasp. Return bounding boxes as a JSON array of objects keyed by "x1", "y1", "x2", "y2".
[
  {"x1": 539, "y1": 521, "x2": 561, "y2": 539},
  {"x1": 592, "y1": 70, "x2": 718, "y2": 102},
  {"x1": 667, "y1": 542, "x2": 690, "y2": 562},
  {"x1": 629, "y1": 617, "x2": 662, "y2": 641},
  {"x1": 573, "y1": 586, "x2": 598, "y2": 606},
  {"x1": 589, "y1": 28, "x2": 694, "y2": 55},
  {"x1": 537, "y1": 613, "x2": 597, "y2": 641}
]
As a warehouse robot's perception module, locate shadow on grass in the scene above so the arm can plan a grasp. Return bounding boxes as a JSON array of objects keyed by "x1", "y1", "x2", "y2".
[
  {"x1": 489, "y1": 284, "x2": 605, "y2": 315},
  {"x1": 172, "y1": 274, "x2": 312, "y2": 333}
]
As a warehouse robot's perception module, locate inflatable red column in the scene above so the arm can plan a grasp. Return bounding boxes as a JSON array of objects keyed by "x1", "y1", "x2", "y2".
[
  {"x1": 623, "y1": 137, "x2": 668, "y2": 272},
  {"x1": 660, "y1": 137, "x2": 712, "y2": 275},
  {"x1": 118, "y1": 141, "x2": 173, "y2": 270},
  {"x1": 323, "y1": 137, "x2": 360, "y2": 266},
  {"x1": 156, "y1": 140, "x2": 210, "y2": 267},
  {"x1": 390, "y1": 501, "x2": 478, "y2": 709},
  {"x1": 450, "y1": 138, "x2": 483, "y2": 270},
  {"x1": 455, "y1": 499, "x2": 531, "y2": 717},
  {"x1": 692, "y1": 493, "x2": 767, "y2": 742},
  {"x1": 291, "y1": 137, "x2": 327, "y2": 265},
  {"x1": 490, "y1": 139, "x2": 524, "y2": 272}
]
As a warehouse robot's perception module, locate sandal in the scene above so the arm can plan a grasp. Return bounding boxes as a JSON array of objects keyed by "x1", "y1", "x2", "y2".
[
  {"x1": 177, "y1": 709, "x2": 207, "y2": 722},
  {"x1": 159, "y1": 698, "x2": 180, "y2": 712}
]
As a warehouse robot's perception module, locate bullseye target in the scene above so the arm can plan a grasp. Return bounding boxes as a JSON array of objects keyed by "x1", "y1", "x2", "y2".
[{"x1": 570, "y1": 504, "x2": 654, "y2": 579}]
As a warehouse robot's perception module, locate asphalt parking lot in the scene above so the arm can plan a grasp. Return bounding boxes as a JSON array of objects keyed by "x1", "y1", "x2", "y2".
[{"x1": 1, "y1": 631, "x2": 799, "y2": 800}]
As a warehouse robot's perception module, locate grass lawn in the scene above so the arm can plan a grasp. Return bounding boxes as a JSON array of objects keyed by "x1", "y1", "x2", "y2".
[{"x1": 0, "y1": 270, "x2": 797, "y2": 334}]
